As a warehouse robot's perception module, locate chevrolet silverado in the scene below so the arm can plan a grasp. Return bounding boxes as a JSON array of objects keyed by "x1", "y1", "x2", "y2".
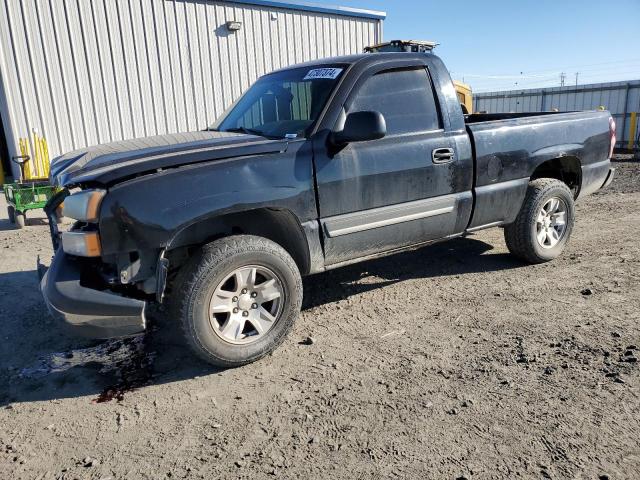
[{"x1": 40, "y1": 52, "x2": 616, "y2": 367}]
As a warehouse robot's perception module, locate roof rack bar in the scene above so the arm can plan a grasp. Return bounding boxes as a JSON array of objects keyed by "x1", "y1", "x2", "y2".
[{"x1": 364, "y1": 40, "x2": 439, "y2": 53}]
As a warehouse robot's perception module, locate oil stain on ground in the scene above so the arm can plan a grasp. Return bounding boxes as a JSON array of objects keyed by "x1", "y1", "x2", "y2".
[{"x1": 18, "y1": 334, "x2": 156, "y2": 403}]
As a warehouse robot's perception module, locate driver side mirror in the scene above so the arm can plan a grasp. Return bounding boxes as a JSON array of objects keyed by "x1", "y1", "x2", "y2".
[{"x1": 330, "y1": 111, "x2": 386, "y2": 146}]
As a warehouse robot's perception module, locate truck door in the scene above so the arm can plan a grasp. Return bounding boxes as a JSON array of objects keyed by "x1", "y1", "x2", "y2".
[{"x1": 313, "y1": 64, "x2": 473, "y2": 266}]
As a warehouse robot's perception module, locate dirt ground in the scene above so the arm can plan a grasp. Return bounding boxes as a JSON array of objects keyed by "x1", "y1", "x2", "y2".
[{"x1": 1, "y1": 158, "x2": 638, "y2": 480}]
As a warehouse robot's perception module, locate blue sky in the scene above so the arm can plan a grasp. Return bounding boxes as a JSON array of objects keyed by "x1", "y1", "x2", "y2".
[{"x1": 337, "y1": 0, "x2": 640, "y2": 92}]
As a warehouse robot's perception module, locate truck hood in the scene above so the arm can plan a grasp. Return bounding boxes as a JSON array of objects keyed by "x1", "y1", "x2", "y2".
[{"x1": 50, "y1": 130, "x2": 290, "y2": 187}]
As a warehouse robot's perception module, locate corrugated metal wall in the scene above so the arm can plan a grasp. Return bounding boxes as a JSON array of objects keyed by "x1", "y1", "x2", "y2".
[
  {"x1": 474, "y1": 80, "x2": 640, "y2": 148},
  {"x1": 0, "y1": 0, "x2": 382, "y2": 178}
]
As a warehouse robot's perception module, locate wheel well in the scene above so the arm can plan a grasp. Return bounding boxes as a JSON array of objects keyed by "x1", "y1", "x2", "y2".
[
  {"x1": 166, "y1": 208, "x2": 311, "y2": 275},
  {"x1": 531, "y1": 157, "x2": 582, "y2": 197}
]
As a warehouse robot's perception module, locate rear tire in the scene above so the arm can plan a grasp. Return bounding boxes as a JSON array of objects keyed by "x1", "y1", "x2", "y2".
[
  {"x1": 504, "y1": 178, "x2": 575, "y2": 264},
  {"x1": 7, "y1": 206, "x2": 15, "y2": 223},
  {"x1": 15, "y1": 211, "x2": 25, "y2": 229},
  {"x1": 173, "y1": 235, "x2": 303, "y2": 368}
]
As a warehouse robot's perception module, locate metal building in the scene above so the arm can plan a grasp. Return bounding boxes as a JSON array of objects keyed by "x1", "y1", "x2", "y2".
[
  {"x1": 474, "y1": 80, "x2": 640, "y2": 150},
  {"x1": 0, "y1": 0, "x2": 385, "y2": 180}
]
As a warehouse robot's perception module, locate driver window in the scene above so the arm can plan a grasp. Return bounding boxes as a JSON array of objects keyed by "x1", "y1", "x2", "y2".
[{"x1": 349, "y1": 67, "x2": 441, "y2": 135}]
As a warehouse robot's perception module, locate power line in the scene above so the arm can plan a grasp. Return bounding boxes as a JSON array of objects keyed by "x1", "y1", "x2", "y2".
[
  {"x1": 457, "y1": 58, "x2": 640, "y2": 78},
  {"x1": 519, "y1": 58, "x2": 640, "y2": 75},
  {"x1": 473, "y1": 74, "x2": 640, "y2": 93},
  {"x1": 467, "y1": 67, "x2": 640, "y2": 92},
  {"x1": 474, "y1": 72, "x2": 640, "y2": 91},
  {"x1": 462, "y1": 72, "x2": 561, "y2": 80},
  {"x1": 576, "y1": 69, "x2": 640, "y2": 79},
  {"x1": 455, "y1": 60, "x2": 640, "y2": 92},
  {"x1": 462, "y1": 63, "x2": 640, "y2": 83}
]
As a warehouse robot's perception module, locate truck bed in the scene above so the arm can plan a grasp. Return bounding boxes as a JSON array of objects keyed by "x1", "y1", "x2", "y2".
[
  {"x1": 464, "y1": 111, "x2": 566, "y2": 124},
  {"x1": 463, "y1": 110, "x2": 613, "y2": 231}
]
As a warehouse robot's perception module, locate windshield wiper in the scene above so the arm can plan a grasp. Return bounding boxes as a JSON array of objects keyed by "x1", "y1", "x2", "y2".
[
  {"x1": 209, "y1": 126, "x2": 284, "y2": 140},
  {"x1": 223, "y1": 127, "x2": 271, "y2": 137}
]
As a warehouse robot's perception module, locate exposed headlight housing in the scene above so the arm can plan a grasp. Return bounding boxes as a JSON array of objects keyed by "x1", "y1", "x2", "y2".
[
  {"x1": 62, "y1": 189, "x2": 106, "y2": 222},
  {"x1": 60, "y1": 189, "x2": 105, "y2": 257},
  {"x1": 61, "y1": 231, "x2": 102, "y2": 257}
]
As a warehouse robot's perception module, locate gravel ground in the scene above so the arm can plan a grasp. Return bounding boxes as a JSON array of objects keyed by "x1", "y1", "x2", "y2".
[{"x1": 1, "y1": 159, "x2": 639, "y2": 480}]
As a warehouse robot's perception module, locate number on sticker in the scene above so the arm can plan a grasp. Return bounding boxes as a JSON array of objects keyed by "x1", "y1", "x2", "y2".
[{"x1": 303, "y1": 68, "x2": 343, "y2": 81}]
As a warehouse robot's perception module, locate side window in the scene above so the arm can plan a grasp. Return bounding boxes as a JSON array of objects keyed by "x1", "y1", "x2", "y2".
[{"x1": 349, "y1": 67, "x2": 441, "y2": 135}]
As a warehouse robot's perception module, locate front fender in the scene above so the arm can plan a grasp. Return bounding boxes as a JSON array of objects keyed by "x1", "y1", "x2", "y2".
[{"x1": 98, "y1": 141, "x2": 316, "y2": 256}]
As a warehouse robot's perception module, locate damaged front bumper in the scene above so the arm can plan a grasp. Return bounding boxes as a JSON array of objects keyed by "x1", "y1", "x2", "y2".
[{"x1": 39, "y1": 250, "x2": 147, "y2": 339}]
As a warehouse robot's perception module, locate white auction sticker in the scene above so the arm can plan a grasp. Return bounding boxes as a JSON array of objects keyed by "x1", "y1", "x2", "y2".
[{"x1": 303, "y1": 68, "x2": 343, "y2": 81}]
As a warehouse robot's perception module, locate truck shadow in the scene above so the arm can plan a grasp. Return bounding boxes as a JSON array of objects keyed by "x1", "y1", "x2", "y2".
[
  {"x1": 302, "y1": 236, "x2": 523, "y2": 310},
  {"x1": 0, "y1": 236, "x2": 525, "y2": 407}
]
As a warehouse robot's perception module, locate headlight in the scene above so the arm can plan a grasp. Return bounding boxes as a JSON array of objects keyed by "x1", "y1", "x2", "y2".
[
  {"x1": 62, "y1": 189, "x2": 106, "y2": 222},
  {"x1": 61, "y1": 231, "x2": 102, "y2": 257}
]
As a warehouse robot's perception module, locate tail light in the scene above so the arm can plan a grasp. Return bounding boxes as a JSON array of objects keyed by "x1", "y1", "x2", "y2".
[{"x1": 609, "y1": 117, "x2": 616, "y2": 158}]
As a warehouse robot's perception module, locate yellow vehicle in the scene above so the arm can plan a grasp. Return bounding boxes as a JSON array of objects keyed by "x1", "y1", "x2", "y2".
[
  {"x1": 365, "y1": 40, "x2": 473, "y2": 114},
  {"x1": 454, "y1": 80, "x2": 473, "y2": 114}
]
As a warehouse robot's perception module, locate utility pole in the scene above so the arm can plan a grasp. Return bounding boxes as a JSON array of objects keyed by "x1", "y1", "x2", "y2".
[
  {"x1": 575, "y1": 72, "x2": 579, "y2": 86},
  {"x1": 560, "y1": 72, "x2": 566, "y2": 87}
]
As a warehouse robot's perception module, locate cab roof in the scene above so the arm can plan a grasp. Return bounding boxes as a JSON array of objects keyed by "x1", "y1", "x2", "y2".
[{"x1": 270, "y1": 52, "x2": 438, "y2": 75}]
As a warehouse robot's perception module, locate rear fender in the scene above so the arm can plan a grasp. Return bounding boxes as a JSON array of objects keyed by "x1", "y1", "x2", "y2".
[{"x1": 530, "y1": 154, "x2": 582, "y2": 197}]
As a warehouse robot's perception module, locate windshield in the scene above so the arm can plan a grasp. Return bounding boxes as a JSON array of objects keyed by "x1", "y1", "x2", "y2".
[{"x1": 211, "y1": 65, "x2": 346, "y2": 139}]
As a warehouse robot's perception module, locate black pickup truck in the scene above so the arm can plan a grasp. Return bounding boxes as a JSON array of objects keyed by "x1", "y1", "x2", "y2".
[{"x1": 40, "y1": 52, "x2": 616, "y2": 367}]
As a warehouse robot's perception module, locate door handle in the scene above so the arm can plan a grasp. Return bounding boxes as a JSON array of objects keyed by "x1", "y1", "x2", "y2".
[{"x1": 432, "y1": 148, "x2": 455, "y2": 164}]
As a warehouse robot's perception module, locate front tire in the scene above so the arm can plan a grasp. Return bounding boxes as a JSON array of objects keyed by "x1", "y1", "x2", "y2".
[
  {"x1": 504, "y1": 178, "x2": 575, "y2": 264},
  {"x1": 174, "y1": 235, "x2": 303, "y2": 368},
  {"x1": 7, "y1": 205, "x2": 15, "y2": 223}
]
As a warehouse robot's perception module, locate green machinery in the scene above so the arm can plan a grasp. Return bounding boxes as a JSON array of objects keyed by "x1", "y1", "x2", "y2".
[
  {"x1": 4, "y1": 181, "x2": 59, "y2": 229},
  {"x1": 3, "y1": 134, "x2": 57, "y2": 229}
]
